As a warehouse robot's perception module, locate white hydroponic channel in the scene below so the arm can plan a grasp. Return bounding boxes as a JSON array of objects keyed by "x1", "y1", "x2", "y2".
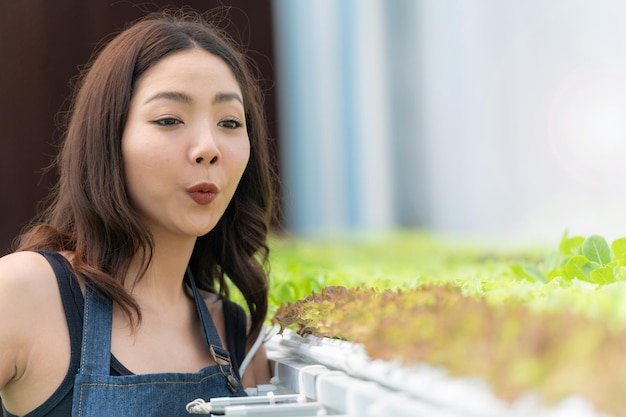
[
  {"x1": 186, "y1": 328, "x2": 612, "y2": 417},
  {"x1": 262, "y1": 328, "x2": 611, "y2": 417}
]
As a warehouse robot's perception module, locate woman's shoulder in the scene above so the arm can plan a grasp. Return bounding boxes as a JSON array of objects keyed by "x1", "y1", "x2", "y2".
[
  {"x1": 0, "y1": 251, "x2": 62, "y2": 388},
  {"x1": 0, "y1": 251, "x2": 75, "y2": 413},
  {"x1": 0, "y1": 250, "x2": 57, "y2": 291},
  {"x1": 0, "y1": 251, "x2": 63, "y2": 318}
]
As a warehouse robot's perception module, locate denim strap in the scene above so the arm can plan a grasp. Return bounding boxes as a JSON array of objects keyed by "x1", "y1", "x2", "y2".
[
  {"x1": 185, "y1": 268, "x2": 229, "y2": 356},
  {"x1": 79, "y1": 288, "x2": 113, "y2": 375},
  {"x1": 186, "y1": 268, "x2": 239, "y2": 392}
]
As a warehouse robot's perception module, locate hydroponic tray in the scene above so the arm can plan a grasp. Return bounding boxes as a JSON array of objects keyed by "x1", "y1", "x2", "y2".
[{"x1": 264, "y1": 328, "x2": 610, "y2": 417}]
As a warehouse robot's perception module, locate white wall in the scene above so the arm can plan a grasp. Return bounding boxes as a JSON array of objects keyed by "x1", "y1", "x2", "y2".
[
  {"x1": 272, "y1": 0, "x2": 393, "y2": 236},
  {"x1": 273, "y1": 0, "x2": 626, "y2": 244}
]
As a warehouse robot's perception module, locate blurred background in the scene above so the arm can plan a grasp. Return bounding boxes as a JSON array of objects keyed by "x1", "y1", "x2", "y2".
[{"x1": 3, "y1": 0, "x2": 626, "y2": 255}]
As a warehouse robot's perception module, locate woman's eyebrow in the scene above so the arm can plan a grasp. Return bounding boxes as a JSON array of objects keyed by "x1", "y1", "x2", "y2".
[
  {"x1": 142, "y1": 90, "x2": 243, "y2": 106},
  {"x1": 213, "y1": 92, "x2": 244, "y2": 106},
  {"x1": 143, "y1": 91, "x2": 192, "y2": 105}
]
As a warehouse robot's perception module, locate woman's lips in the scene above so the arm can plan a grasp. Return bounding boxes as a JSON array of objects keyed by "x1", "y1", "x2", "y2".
[{"x1": 186, "y1": 182, "x2": 218, "y2": 205}]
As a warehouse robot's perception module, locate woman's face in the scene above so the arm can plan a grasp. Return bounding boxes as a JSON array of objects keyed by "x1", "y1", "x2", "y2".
[{"x1": 122, "y1": 48, "x2": 250, "y2": 241}]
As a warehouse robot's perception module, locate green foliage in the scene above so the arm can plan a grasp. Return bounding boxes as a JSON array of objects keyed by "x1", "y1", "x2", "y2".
[
  {"x1": 511, "y1": 231, "x2": 626, "y2": 284},
  {"x1": 272, "y1": 284, "x2": 626, "y2": 416},
  {"x1": 267, "y1": 230, "x2": 626, "y2": 416}
]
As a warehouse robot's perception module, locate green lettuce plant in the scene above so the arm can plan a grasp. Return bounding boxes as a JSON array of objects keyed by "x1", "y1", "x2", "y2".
[{"x1": 511, "y1": 232, "x2": 626, "y2": 284}]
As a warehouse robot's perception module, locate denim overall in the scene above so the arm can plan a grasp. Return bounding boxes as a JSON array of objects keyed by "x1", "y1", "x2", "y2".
[{"x1": 71, "y1": 270, "x2": 247, "y2": 416}]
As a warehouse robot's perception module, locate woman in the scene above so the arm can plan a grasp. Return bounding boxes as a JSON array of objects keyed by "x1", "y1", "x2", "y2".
[{"x1": 0, "y1": 9, "x2": 275, "y2": 417}]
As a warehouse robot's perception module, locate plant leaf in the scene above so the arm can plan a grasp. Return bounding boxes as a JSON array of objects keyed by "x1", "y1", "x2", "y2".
[
  {"x1": 560, "y1": 232, "x2": 585, "y2": 255},
  {"x1": 611, "y1": 238, "x2": 626, "y2": 260},
  {"x1": 590, "y1": 266, "x2": 616, "y2": 284},
  {"x1": 562, "y1": 255, "x2": 593, "y2": 282},
  {"x1": 581, "y1": 235, "x2": 611, "y2": 266},
  {"x1": 510, "y1": 264, "x2": 548, "y2": 283}
]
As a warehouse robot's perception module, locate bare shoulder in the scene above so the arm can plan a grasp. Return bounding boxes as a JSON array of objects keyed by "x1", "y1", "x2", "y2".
[
  {"x1": 0, "y1": 251, "x2": 59, "y2": 327},
  {"x1": 0, "y1": 251, "x2": 58, "y2": 389},
  {"x1": 0, "y1": 251, "x2": 57, "y2": 296},
  {"x1": 0, "y1": 251, "x2": 74, "y2": 413}
]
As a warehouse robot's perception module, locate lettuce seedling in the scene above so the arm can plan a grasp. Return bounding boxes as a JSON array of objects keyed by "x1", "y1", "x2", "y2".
[{"x1": 511, "y1": 232, "x2": 626, "y2": 284}]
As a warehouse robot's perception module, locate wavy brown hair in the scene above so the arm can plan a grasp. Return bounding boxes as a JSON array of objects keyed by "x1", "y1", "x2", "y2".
[{"x1": 17, "y1": 10, "x2": 275, "y2": 342}]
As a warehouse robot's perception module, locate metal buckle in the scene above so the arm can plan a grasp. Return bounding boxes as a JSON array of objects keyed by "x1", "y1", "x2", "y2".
[{"x1": 210, "y1": 345, "x2": 239, "y2": 393}]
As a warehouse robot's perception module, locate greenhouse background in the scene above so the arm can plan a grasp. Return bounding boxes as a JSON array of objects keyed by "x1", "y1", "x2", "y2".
[
  {"x1": 3, "y1": 0, "x2": 626, "y2": 249},
  {"x1": 274, "y1": 0, "x2": 626, "y2": 244}
]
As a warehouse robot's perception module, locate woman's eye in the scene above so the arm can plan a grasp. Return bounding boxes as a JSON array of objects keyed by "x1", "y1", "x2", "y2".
[
  {"x1": 218, "y1": 119, "x2": 243, "y2": 129},
  {"x1": 151, "y1": 117, "x2": 182, "y2": 126}
]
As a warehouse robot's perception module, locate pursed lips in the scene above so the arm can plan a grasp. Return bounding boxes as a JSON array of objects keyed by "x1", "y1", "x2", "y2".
[{"x1": 186, "y1": 182, "x2": 218, "y2": 205}]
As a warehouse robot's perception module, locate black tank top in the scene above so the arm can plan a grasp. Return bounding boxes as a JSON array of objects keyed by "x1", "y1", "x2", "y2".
[{"x1": 2, "y1": 251, "x2": 248, "y2": 417}]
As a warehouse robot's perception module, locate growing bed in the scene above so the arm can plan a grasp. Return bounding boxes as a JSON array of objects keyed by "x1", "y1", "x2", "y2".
[{"x1": 262, "y1": 231, "x2": 626, "y2": 417}]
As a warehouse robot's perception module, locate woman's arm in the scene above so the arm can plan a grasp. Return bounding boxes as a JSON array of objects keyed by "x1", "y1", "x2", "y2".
[
  {"x1": 0, "y1": 251, "x2": 68, "y2": 415},
  {"x1": 0, "y1": 253, "x2": 35, "y2": 398},
  {"x1": 240, "y1": 327, "x2": 272, "y2": 388},
  {"x1": 244, "y1": 343, "x2": 271, "y2": 386}
]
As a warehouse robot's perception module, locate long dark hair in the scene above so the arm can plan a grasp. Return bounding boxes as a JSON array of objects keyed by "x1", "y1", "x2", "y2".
[{"x1": 17, "y1": 10, "x2": 275, "y2": 343}]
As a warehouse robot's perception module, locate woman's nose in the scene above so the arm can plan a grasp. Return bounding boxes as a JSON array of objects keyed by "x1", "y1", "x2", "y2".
[
  {"x1": 193, "y1": 127, "x2": 221, "y2": 165},
  {"x1": 195, "y1": 155, "x2": 218, "y2": 164}
]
